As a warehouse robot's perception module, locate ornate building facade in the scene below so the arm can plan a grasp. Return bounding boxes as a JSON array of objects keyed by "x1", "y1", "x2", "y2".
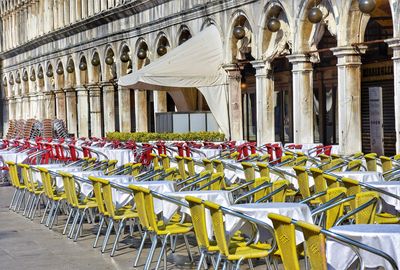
[{"x1": 0, "y1": 0, "x2": 399, "y2": 155}]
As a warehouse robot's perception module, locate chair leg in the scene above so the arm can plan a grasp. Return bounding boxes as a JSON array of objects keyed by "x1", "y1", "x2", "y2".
[
  {"x1": 74, "y1": 209, "x2": 87, "y2": 242},
  {"x1": 40, "y1": 199, "x2": 50, "y2": 224},
  {"x1": 215, "y1": 254, "x2": 222, "y2": 270},
  {"x1": 49, "y1": 201, "x2": 61, "y2": 229},
  {"x1": 133, "y1": 231, "x2": 148, "y2": 267},
  {"x1": 63, "y1": 207, "x2": 75, "y2": 235},
  {"x1": 45, "y1": 201, "x2": 56, "y2": 227},
  {"x1": 155, "y1": 235, "x2": 169, "y2": 270},
  {"x1": 183, "y1": 235, "x2": 194, "y2": 263},
  {"x1": 235, "y1": 258, "x2": 243, "y2": 270},
  {"x1": 16, "y1": 189, "x2": 26, "y2": 212},
  {"x1": 68, "y1": 209, "x2": 81, "y2": 238},
  {"x1": 11, "y1": 189, "x2": 21, "y2": 211},
  {"x1": 22, "y1": 193, "x2": 33, "y2": 216},
  {"x1": 9, "y1": 188, "x2": 18, "y2": 210},
  {"x1": 197, "y1": 250, "x2": 207, "y2": 270},
  {"x1": 221, "y1": 261, "x2": 228, "y2": 270},
  {"x1": 28, "y1": 195, "x2": 39, "y2": 219},
  {"x1": 101, "y1": 218, "x2": 114, "y2": 253},
  {"x1": 248, "y1": 258, "x2": 254, "y2": 270},
  {"x1": 144, "y1": 234, "x2": 158, "y2": 270},
  {"x1": 110, "y1": 220, "x2": 125, "y2": 257},
  {"x1": 93, "y1": 215, "x2": 105, "y2": 248}
]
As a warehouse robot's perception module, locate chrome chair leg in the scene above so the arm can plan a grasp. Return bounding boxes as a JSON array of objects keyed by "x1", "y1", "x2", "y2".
[
  {"x1": 93, "y1": 215, "x2": 105, "y2": 248},
  {"x1": 144, "y1": 234, "x2": 158, "y2": 270},
  {"x1": 155, "y1": 235, "x2": 169, "y2": 270},
  {"x1": 235, "y1": 258, "x2": 243, "y2": 270},
  {"x1": 45, "y1": 202, "x2": 55, "y2": 227},
  {"x1": 22, "y1": 193, "x2": 33, "y2": 216},
  {"x1": 74, "y1": 209, "x2": 88, "y2": 242},
  {"x1": 183, "y1": 235, "x2": 194, "y2": 262},
  {"x1": 68, "y1": 209, "x2": 81, "y2": 238},
  {"x1": 16, "y1": 189, "x2": 26, "y2": 212},
  {"x1": 101, "y1": 218, "x2": 114, "y2": 253},
  {"x1": 110, "y1": 220, "x2": 125, "y2": 257},
  {"x1": 41, "y1": 199, "x2": 50, "y2": 224},
  {"x1": 197, "y1": 250, "x2": 207, "y2": 270},
  {"x1": 49, "y1": 201, "x2": 61, "y2": 229},
  {"x1": 28, "y1": 195, "x2": 39, "y2": 219},
  {"x1": 63, "y1": 207, "x2": 75, "y2": 235},
  {"x1": 133, "y1": 231, "x2": 148, "y2": 267},
  {"x1": 9, "y1": 188, "x2": 18, "y2": 210}
]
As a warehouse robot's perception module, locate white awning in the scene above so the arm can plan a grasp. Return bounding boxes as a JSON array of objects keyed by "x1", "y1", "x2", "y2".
[{"x1": 118, "y1": 25, "x2": 230, "y2": 137}]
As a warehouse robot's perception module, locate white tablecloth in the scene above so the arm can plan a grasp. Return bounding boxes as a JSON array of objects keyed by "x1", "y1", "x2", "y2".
[
  {"x1": 366, "y1": 181, "x2": 400, "y2": 211},
  {"x1": 31, "y1": 164, "x2": 73, "y2": 184},
  {"x1": 54, "y1": 167, "x2": 86, "y2": 188},
  {"x1": 1, "y1": 152, "x2": 28, "y2": 163},
  {"x1": 225, "y1": 202, "x2": 313, "y2": 242},
  {"x1": 335, "y1": 171, "x2": 384, "y2": 183},
  {"x1": 192, "y1": 148, "x2": 221, "y2": 159},
  {"x1": 163, "y1": 190, "x2": 233, "y2": 238},
  {"x1": 90, "y1": 147, "x2": 135, "y2": 166},
  {"x1": 327, "y1": 224, "x2": 400, "y2": 269},
  {"x1": 70, "y1": 170, "x2": 105, "y2": 196},
  {"x1": 121, "y1": 180, "x2": 176, "y2": 213}
]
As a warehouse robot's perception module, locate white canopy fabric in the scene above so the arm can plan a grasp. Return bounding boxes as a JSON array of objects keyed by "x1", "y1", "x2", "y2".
[{"x1": 118, "y1": 25, "x2": 230, "y2": 137}]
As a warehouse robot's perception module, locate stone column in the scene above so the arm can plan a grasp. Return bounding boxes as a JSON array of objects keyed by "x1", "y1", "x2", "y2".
[
  {"x1": 332, "y1": 46, "x2": 364, "y2": 155},
  {"x1": 36, "y1": 92, "x2": 45, "y2": 120},
  {"x1": 29, "y1": 93, "x2": 38, "y2": 119},
  {"x1": 287, "y1": 54, "x2": 314, "y2": 144},
  {"x1": 3, "y1": 98, "x2": 9, "y2": 135},
  {"x1": 153, "y1": 91, "x2": 167, "y2": 129},
  {"x1": 54, "y1": 89, "x2": 66, "y2": 121},
  {"x1": 23, "y1": 95, "x2": 31, "y2": 119},
  {"x1": 386, "y1": 38, "x2": 400, "y2": 154},
  {"x1": 76, "y1": 86, "x2": 89, "y2": 137},
  {"x1": 70, "y1": 0, "x2": 76, "y2": 23},
  {"x1": 223, "y1": 64, "x2": 243, "y2": 140},
  {"x1": 44, "y1": 91, "x2": 56, "y2": 119},
  {"x1": 93, "y1": 0, "x2": 100, "y2": 13},
  {"x1": 252, "y1": 60, "x2": 275, "y2": 145},
  {"x1": 15, "y1": 96, "x2": 23, "y2": 119},
  {"x1": 118, "y1": 86, "x2": 131, "y2": 132},
  {"x1": 135, "y1": 89, "x2": 148, "y2": 132},
  {"x1": 65, "y1": 88, "x2": 78, "y2": 136},
  {"x1": 102, "y1": 82, "x2": 115, "y2": 133},
  {"x1": 8, "y1": 97, "x2": 15, "y2": 120},
  {"x1": 88, "y1": 84, "x2": 102, "y2": 137},
  {"x1": 101, "y1": 0, "x2": 107, "y2": 10}
]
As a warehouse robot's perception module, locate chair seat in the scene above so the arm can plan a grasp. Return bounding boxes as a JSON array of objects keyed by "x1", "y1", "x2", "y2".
[
  {"x1": 76, "y1": 201, "x2": 98, "y2": 209},
  {"x1": 112, "y1": 209, "x2": 138, "y2": 220},
  {"x1": 227, "y1": 243, "x2": 272, "y2": 260},
  {"x1": 375, "y1": 213, "x2": 400, "y2": 224},
  {"x1": 155, "y1": 222, "x2": 193, "y2": 235}
]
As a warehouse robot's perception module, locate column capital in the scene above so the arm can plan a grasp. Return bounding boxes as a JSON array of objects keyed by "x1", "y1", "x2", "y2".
[
  {"x1": 100, "y1": 81, "x2": 114, "y2": 87},
  {"x1": 251, "y1": 60, "x2": 272, "y2": 78},
  {"x1": 386, "y1": 38, "x2": 400, "y2": 60},
  {"x1": 286, "y1": 53, "x2": 310, "y2": 64},
  {"x1": 223, "y1": 64, "x2": 241, "y2": 80},
  {"x1": 331, "y1": 46, "x2": 365, "y2": 67}
]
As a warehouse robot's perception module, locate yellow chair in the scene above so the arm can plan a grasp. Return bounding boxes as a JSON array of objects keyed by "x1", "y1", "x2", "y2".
[
  {"x1": 184, "y1": 156, "x2": 196, "y2": 177},
  {"x1": 203, "y1": 200, "x2": 274, "y2": 269},
  {"x1": 346, "y1": 160, "x2": 362, "y2": 171},
  {"x1": 18, "y1": 164, "x2": 44, "y2": 219},
  {"x1": 293, "y1": 166, "x2": 321, "y2": 204},
  {"x1": 364, "y1": 153, "x2": 378, "y2": 171},
  {"x1": 38, "y1": 167, "x2": 67, "y2": 229},
  {"x1": 160, "y1": 154, "x2": 170, "y2": 170},
  {"x1": 59, "y1": 172, "x2": 98, "y2": 241},
  {"x1": 129, "y1": 185, "x2": 193, "y2": 270},
  {"x1": 6, "y1": 161, "x2": 28, "y2": 212},
  {"x1": 268, "y1": 213, "x2": 301, "y2": 270},
  {"x1": 89, "y1": 177, "x2": 138, "y2": 256}
]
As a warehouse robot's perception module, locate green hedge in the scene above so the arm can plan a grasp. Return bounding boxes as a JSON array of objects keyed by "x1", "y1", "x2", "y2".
[{"x1": 106, "y1": 131, "x2": 226, "y2": 142}]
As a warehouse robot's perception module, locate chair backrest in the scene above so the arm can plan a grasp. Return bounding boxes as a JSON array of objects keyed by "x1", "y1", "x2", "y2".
[
  {"x1": 203, "y1": 200, "x2": 230, "y2": 256},
  {"x1": 354, "y1": 191, "x2": 379, "y2": 224},
  {"x1": 150, "y1": 153, "x2": 160, "y2": 168},
  {"x1": 241, "y1": 162, "x2": 254, "y2": 182},
  {"x1": 209, "y1": 172, "x2": 225, "y2": 190},
  {"x1": 106, "y1": 160, "x2": 118, "y2": 173},
  {"x1": 17, "y1": 163, "x2": 32, "y2": 191},
  {"x1": 346, "y1": 160, "x2": 362, "y2": 171},
  {"x1": 293, "y1": 166, "x2": 311, "y2": 200},
  {"x1": 6, "y1": 161, "x2": 20, "y2": 188},
  {"x1": 38, "y1": 167, "x2": 53, "y2": 199},
  {"x1": 323, "y1": 174, "x2": 340, "y2": 189},
  {"x1": 202, "y1": 159, "x2": 213, "y2": 173},
  {"x1": 131, "y1": 163, "x2": 142, "y2": 177},
  {"x1": 380, "y1": 156, "x2": 392, "y2": 172},
  {"x1": 253, "y1": 177, "x2": 271, "y2": 202},
  {"x1": 59, "y1": 172, "x2": 74, "y2": 206},
  {"x1": 185, "y1": 196, "x2": 210, "y2": 250},
  {"x1": 141, "y1": 187, "x2": 164, "y2": 234},
  {"x1": 268, "y1": 213, "x2": 300, "y2": 270},
  {"x1": 88, "y1": 176, "x2": 108, "y2": 215},
  {"x1": 318, "y1": 154, "x2": 331, "y2": 163},
  {"x1": 175, "y1": 156, "x2": 187, "y2": 179},
  {"x1": 322, "y1": 158, "x2": 345, "y2": 172},
  {"x1": 272, "y1": 179, "x2": 289, "y2": 202},
  {"x1": 160, "y1": 154, "x2": 170, "y2": 170},
  {"x1": 212, "y1": 159, "x2": 224, "y2": 174},
  {"x1": 256, "y1": 162, "x2": 270, "y2": 179},
  {"x1": 98, "y1": 178, "x2": 116, "y2": 218},
  {"x1": 364, "y1": 153, "x2": 377, "y2": 171},
  {"x1": 341, "y1": 177, "x2": 362, "y2": 210},
  {"x1": 128, "y1": 185, "x2": 151, "y2": 230},
  {"x1": 294, "y1": 156, "x2": 308, "y2": 167},
  {"x1": 325, "y1": 187, "x2": 347, "y2": 229},
  {"x1": 294, "y1": 220, "x2": 328, "y2": 270},
  {"x1": 184, "y1": 157, "x2": 195, "y2": 177},
  {"x1": 310, "y1": 168, "x2": 327, "y2": 201}
]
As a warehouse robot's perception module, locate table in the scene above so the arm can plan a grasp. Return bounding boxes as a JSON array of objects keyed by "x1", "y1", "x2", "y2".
[
  {"x1": 192, "y1": 149, "x2": 221, "y2": 159},
  {"x1": 69, "y1": 170, "x2": 105, "y2": 196},
  {"x1": 90, "y1": 147, "x2": 135, "y2": 166},
  {"x1": 163, "y1": 190, "x2": 233, "y2": 238},
  {"x1": 327, "y1": 224, "x2": 400, "y2": 269},
  {"x1": 335, "y1": 171, "x2": 384, "y2": 183},
  {"x1": 225, "y1": 202, "x2": 313, "y2": 242},
  {"x1": 1, "y1": 152, "x2": 28, "y2": 163},
  {"x1": 366, "y1": 181, "x2": 400, "y2": 211}
]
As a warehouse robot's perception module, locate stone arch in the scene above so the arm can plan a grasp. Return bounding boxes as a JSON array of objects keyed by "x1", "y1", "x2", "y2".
[
  {"x1": 104, "y1": 46, "x2": 116, "y2": 81},
  {"x1": 37, "y1": 64, "x2": 44, "y2": 89},
  {"x1": 134, "y1": 38, "x2": 150, "y2": 69},
  {"x1": 78, "y1": 54, "x2": 89, "y2": 85},
  {"x1": 22, "y1": 69, "x2": 29, "y2": 94},
  {"x1": 65, "y1": 57, "x2": 76, "y2": 87},
  {"x1": 259, "y1": 1, "x2": 293, "y2": 61},
  {"x1": 176, "y1": 25, "x2": 192, "y2": 46},
  {"x1": 118, "y1": 43, "x2": 131, "y2": 76},
  {"x1": 154, "y1": 32, "x2": 170, "y2": 59},
  {"x1": 55, "y1": 60, "x2": 65, "y2": 89},
  {"x1": 226, "y1": 10, "x2": 254, "y2": 62},
  {"x1": 89, "y1": 49, "x2": 102, "y2": 83}
]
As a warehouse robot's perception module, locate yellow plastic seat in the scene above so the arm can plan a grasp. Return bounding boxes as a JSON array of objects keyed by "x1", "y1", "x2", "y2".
[
  {"x1": 203, "y1": 200, "x2": 274, "y2": 269},
  {"x1": 89, "y1": 176, "x2": 138, "y2": 256},
  {"x1": 129, "y1": 185, "x2": 193, "y2": 269},
  {"x1": 18, "y1": 164, "x2": 44, "y2": 219}
]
